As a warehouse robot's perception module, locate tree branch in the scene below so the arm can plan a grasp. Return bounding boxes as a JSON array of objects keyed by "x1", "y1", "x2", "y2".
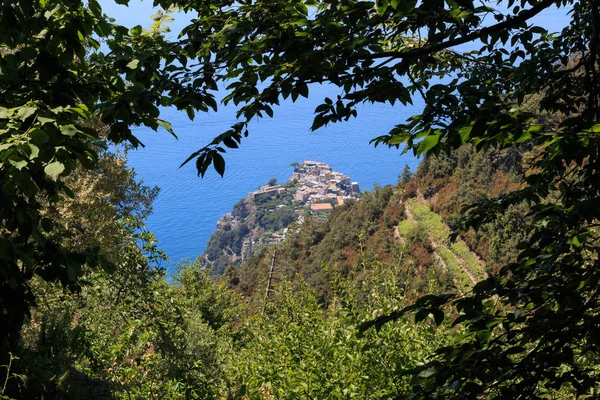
[{"x1": 357, "y1": 0, "x2": 556, "y2": 61}]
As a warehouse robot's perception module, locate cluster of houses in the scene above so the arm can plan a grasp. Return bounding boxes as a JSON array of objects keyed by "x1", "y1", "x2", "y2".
[
  {"x1": 291, "y1": 160, "x2": 360, "y2": 212},
  {"x1": 248, "y1": 184, "x2": 286, "y2": 201},
  {"x1": 209, "y1": 161, "x2": 360, "y2": 267},
  {"x1": 246, "y1": 160, "x2": 360, "y2": 213}
]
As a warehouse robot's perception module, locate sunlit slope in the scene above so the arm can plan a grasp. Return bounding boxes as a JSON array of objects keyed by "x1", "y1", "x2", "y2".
[{"x1": 397, "y1": 197, "x2": 487, "y2": 291}]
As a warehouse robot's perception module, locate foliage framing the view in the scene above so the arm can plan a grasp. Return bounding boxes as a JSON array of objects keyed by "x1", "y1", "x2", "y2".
[
  {"x1": 0, "y1": 0, "x2": 216, "y2": 349},
  {"x1": 2, "y1": 0, "x2": 600, "y2": 398}
]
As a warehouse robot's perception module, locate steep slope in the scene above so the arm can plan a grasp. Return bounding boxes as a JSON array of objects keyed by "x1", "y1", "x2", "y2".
[
  {"x1": 228, "y1": 186, "x2": 475, "y2": 309},
  {"x1": 226, "y1": 144, "x2": 530, "y2": 310},
  {"x1": 405, "y1": 144, "x2": 530, "y2": 274},
  {"x1": 204, "y1": 161, "x2": 360, "y2": 274},
  {"x1": 400, "y1": 197, "x2": 486, "y2": 288}
]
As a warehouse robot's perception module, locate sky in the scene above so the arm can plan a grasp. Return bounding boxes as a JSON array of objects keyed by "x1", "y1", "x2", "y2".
[
  {"x1": 99, "y1": 0, "x2": 192, "y2": 35},
  {"x1": 99, "y1": 0, "x2": 570, "y2": 34}
]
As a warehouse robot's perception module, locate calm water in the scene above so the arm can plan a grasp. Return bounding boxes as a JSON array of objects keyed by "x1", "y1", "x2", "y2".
[
  {"x1": 127, "y1": 86, "x2": 422, "y2": 264},
  {"x1": 116, "y1": 2, "x2": 571, "y2": 266}
]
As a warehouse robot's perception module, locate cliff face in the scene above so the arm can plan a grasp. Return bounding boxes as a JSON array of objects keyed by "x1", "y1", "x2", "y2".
[{"x1": 202, "y1": 161, "x2": 360, "y2": 275}]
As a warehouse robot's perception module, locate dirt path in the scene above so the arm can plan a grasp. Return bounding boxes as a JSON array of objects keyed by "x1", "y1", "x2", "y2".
[
  {"x1": 403, "y1": 202, "x2": 416, "y2": 223},
  {"x1": 432, "y1": 250, "x2": 448, "y2": 274},
  {"x1": 393, "y1": 226, "x2": 401, "y2": 240},
  {"x1": 393, "y1": 199, "x2": 415, "y2": 242}
]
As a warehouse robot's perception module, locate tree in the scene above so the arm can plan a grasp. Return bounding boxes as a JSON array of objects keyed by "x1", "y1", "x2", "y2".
[
  {"x1": 151, "y1": 0, "x2": 597, "y2": 397},
  {"x1": 398, "y1": 164, "x2": 413, "y2": 186},
  {"x1": 0, "y1": 1, "x2": 217, "y2": 352},
  {"x1": 40, "y1": 125, "x2": 159, "y2": 264},
  {"x1": 229, "y1": 279, "x2": 450, "y2": 398},
  {"x1": 3, "y1": 0, "x2": 600, "y2": 396}
]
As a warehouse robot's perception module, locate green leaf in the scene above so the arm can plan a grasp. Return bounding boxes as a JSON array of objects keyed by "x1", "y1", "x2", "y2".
[
  {"x1": 9, "y1": 159, "x2": 28, "y2": 170},
  {"x1": 515, "y1": 130, "x2": 532, "y2": 143},
  {"x1": 311, "y1": 114, "x2": 326, "y2": 131},
  {"x1": 530, "y1": 26, "x2": 547, "y2": 34},
  {"x1": 60, "y1": 124, "x2": 77, "y2": 137},
  {"x1": 476, "y1": 330, "x2": 491, "y2": 342},
  {"x1": 17, "y1": 107, "x2": 36, "y2": 121},
  {"x1": 0, "y1": 143, "x2": 13, "y2": 152},
  {"x1": 387, "y1": 132, "x2": 410, "y2": 145},
  {"x1": 415, "y1": 308, "x2": 430, "y2": 323},
  {"x1": 44, "y1": 161, "x2": 65, "y2": 181},
  {"x1": 126, "y1": 59, "x2": 140, "y2": 69},
  {"x1": 295, "y1": 3, "x2": 309, "y2": 15},
  {"x1": 418, "y1": 367, "x2": 437, "y2": 378},
  {"x1": 179, "y1": 150, "x2": 202, "y2": 168},
  {"x1": 223, "y1": 137, "x2": 239, "y2": 148},
  {"x1": 130, "y1": 25, "x2": 143, "y2": 35},
  {"x1": 213, "y1": 152, "x2": 226, "y2": 176},
  {"x1": 30, "y1": 129, "x2": 49, "y2": 144},
  {"x1": 417, "y1": 132, "x2": 441, "y2": 155},
  {"x1": 151, "y1": 10, "x2": 164, "y2": 21},
  {"x1": 298, "y1": 83, "x2": 309, "y2": 99},
  {"x1": 459, "y1": 126, "x2": 472, "y2": 142},
  {"x1": 156, "y1": 119, "x2": 177, "y2": 138},
  {"x1": 186, "y1": 107, "x2": 195, "y2": 121},
  {"x1": 44, "y1": 4, "x2": 61, "y2": 19},
  {"x1": 68, "y1": 104, "x2": 91, "y2": 119},
  {"x1": 375, "y1": 0, "x2": 389, "y2": 14},
  {"x1": 38, "y1": 116, "x2": 55, "y2": 125},
  {"x1": 28, "y1": 144, "x2": 39, "y2": 159},
  {"x1": 527, "y1": 125, "x2": 544, "y2": 134}
]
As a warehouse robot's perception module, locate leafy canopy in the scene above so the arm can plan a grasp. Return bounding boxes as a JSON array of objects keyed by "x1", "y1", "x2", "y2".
[
  {"x1": 2, "y1": 0, "x2": 600, "y2": 397},
  {"x1": 0, "y1": 0, "x2": 216, "y2": 348}
]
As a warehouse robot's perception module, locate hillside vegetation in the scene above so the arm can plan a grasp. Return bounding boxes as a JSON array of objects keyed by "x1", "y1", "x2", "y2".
[
  {"x1": 204, "y1": 161, "x2": 359, "y2": 275},
  {"x1": 3, "y1": 0, "x2": 597, "y2": 398},
  {"x1": 4, "y1": 143, "x2": 534, "y2": 399}
]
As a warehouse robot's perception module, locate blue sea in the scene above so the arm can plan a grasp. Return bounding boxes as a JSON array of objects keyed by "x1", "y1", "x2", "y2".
[
  {"x1": 127, "y1": 85, "x2": 421, "y2": 264},
  {"x1": 111, "y1": 1, "x2": 571, "y2": 266}
]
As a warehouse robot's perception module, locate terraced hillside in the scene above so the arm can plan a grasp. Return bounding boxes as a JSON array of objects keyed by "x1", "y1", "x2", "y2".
[
  {"x1": 396, "y1": 197, "x2": 487, "y2": 291},
  {"x1": 227, "y1": 184, "x2": 492, "y2": 308}
]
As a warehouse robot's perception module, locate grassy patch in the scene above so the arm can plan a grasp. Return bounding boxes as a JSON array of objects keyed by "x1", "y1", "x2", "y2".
[
  {"x1": 407, "y1": 200, "x2": 450, "y2": 245},
  {"x1": 407, "y1": 198, "x2": 486, "y2": 285},
  {"x1": 397, "y1": 220, "x2": 414, "y2": 236},
  {"x1": 436, "y1": 247, "x2": 472, "y2": 290},
  {"x1": 450, "y1": 242, "x2": 486, "y2": 281}
]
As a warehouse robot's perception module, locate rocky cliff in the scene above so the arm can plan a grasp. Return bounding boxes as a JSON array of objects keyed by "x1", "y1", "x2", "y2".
[{"x1": 202, "y1": 160, "x2": 360, "y2": 274}]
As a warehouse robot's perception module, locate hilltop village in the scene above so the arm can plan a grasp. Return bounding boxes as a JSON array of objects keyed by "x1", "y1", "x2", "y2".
[
  {"x1": 249, "y1": 160, "x2": 360, "y2": 212},
  {"x1": 203, "y1": 161, "x2": 360, "y2": 274}
]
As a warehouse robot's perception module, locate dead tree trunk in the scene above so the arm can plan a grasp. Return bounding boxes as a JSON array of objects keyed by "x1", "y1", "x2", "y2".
[{"x1": 262, "y1": 250, "x2": 277, "y2": 315}]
